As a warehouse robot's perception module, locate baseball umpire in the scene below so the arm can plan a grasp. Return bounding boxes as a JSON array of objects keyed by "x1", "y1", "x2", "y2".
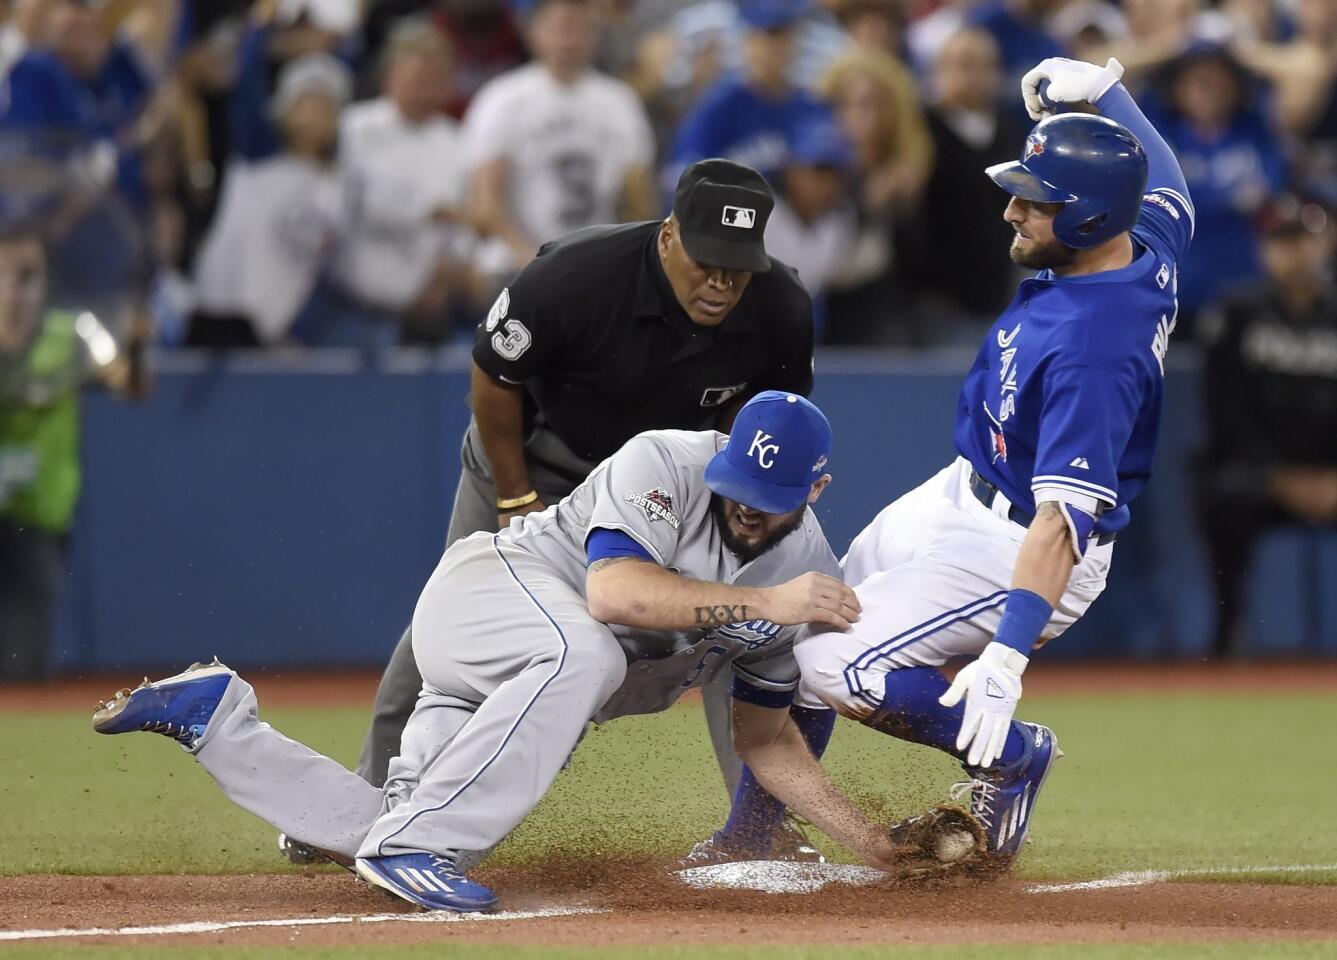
[
  {"x1": 352, "y1": 158, "x2": 822, "y2": 849},
  {"x1": 93, "y1": 392, "x2": 924, "y2": 912},
  {"x1": 706, "y1": 57, "x2": 1194, "y2": 867}
]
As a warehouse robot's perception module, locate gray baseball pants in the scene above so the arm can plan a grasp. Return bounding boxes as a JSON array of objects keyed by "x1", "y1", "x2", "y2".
[
  {"x1": 355, "y1": 421, "x2": 745, "y2": 798},
  {"x1": 196, "y1": 533, "x2": 627, "y2": 862}
]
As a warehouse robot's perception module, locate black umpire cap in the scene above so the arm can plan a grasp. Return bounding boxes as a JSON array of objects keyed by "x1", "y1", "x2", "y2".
[{"x1": 672, "y1": 159, "x2": 774, "y2": 274}]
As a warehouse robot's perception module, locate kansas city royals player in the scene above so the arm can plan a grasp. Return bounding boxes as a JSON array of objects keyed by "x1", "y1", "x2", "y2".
[
  {"x1": 711, "y1": 57, "x2": 1193, "y2": 865},
  {"x1": 92, "y1": 392, "x2": 911, "y2": 912}
]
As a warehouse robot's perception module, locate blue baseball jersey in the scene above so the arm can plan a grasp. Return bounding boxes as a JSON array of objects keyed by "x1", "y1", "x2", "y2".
[
  {"x1": 954, "y1": 187, "x2": 1195, "y2": 532},
  {"x1": 665, "y1": 77, "x2": 831, "y2": 190}
]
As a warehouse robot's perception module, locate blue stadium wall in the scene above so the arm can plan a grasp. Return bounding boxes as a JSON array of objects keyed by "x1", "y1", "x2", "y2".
[{"x1": 52, "y1": 348, "x2": 1337, "y2": 671}]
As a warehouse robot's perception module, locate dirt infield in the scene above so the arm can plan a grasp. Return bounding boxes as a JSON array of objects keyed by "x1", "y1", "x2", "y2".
[
  {"x1": 3, "y1": 861, "x2": 1336, "y2": 949},
  {"x1": 5, "y1": 663, "x2": 1336, "y2": 949}
]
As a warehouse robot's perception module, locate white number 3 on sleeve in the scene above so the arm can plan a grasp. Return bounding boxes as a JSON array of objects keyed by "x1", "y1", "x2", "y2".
[{"x1": 491, "y1": 318, "x2": 532, "y2": 360}]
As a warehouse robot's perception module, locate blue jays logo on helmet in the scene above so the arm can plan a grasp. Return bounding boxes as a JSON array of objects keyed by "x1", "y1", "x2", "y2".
[{"x1": 985, "y1": 113, "x2": 1148, "y2": 249}]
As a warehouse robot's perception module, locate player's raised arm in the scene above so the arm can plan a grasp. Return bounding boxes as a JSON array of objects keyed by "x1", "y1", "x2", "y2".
[
  {"x1": 1020, "y1": 57, "x2": 1194, "y2": 254},
  {"x1": 1092, "y1": 80, "x2": 1190, "y2": 206}
]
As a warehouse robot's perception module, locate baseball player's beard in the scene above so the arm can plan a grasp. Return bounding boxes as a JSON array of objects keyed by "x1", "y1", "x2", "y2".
[
  {"x1": 1009, "y1": 232, "x2": 1078, "y2": 270},
  {"x1": 710, "y1": 493, "x2": 806, "y2": 563}
]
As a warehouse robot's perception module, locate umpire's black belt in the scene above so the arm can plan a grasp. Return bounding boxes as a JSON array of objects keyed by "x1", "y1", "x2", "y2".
[{"x1": 968, "y1": 468, "x2": 1116, "y2": 546}]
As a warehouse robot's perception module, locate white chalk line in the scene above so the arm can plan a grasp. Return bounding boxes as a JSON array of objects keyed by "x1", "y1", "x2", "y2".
[
  {"x1": 6, "y1": 864, "x2": 1331, "y2": 939},
  {"x1": 1027, "y1": 863, "x2": 1337, "y2": 894},
  {"x1": 0, "y1": 903, "x2": 607, "y2": 942}
]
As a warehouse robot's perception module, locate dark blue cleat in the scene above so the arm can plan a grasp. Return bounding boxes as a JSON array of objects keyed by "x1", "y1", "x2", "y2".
[
  {"x1": 92, "y1": 659, "x2": 234, "y2": 749},
  {"x1": 953, "y1": 722, "x2": 1061, "y2": 866},
  {"x1": 356, "y1": 853, "x2": 498, "y2": 912}
]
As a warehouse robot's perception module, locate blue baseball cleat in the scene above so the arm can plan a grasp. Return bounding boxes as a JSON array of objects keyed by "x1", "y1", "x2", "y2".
[
  {"x1": 952, "y1": 722, "x2": 1062, "y2": 865},
  {"x1": 91, "y1": 659, "x2": 234, "y2": 749},
  {"x1": 356, "y1": 853, "x2": 498, "y2": 913}
]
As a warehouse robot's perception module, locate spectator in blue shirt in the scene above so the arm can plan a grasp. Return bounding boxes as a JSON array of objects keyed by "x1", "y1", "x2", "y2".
[
  {"x1": 0, "y1": 1, "x2": 157, "y2": 318},
  {"x1": 0, "y1": 0, "x2": 153, "y2": 205},
  {"x1": 664, "y1": 0, "x2": 832, "y2": 195},
  {"x1": 1143, "y1": 44, "x2": 1287, "y2": 326},
  {"x1": 967, "y1": 0, "x2": 1063, "y2": 98},
  {"x1": 56, "y1": 1, "x2": 153, "y2": 205},
  {"x1": 0, "y1": 47, "x2": 100, "y2": 135},
  {"x1": 229, "y1": 2, "x2": 356, "y2": 163}
]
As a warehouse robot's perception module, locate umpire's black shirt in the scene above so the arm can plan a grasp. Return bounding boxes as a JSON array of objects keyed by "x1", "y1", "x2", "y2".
[{"x1": 472, "y1": 220, "x2": 815, "y2": 464}]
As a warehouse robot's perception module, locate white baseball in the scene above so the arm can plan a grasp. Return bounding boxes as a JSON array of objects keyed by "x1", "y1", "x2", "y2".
[{"x1": 934, "y1": 829, "x2": 975, "y2": 863}]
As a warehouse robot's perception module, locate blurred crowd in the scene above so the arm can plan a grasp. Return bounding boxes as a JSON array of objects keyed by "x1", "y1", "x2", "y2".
[
  {"x1": 1, "y1": 0, "x2": 1337, "y2": 673},
  {"x1": 6, "y1": 0, "x2": 1337, "y2": 348}
]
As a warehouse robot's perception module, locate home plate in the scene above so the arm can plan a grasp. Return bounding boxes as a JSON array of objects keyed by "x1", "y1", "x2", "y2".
[{"x1": 676, "y1": 861, "x2": 888, "y2": 894}]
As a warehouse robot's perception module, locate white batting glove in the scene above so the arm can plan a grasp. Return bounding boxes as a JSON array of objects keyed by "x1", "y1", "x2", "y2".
[
  {"x1": 1021, "y1": 57, "x2": 1125, "y2": 121},
  {"x1": 939, "y1": 641, "x2": 1028, "y2": 768}
]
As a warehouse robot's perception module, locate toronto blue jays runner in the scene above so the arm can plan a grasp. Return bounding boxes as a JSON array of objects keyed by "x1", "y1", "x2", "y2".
[{"x1": 702, "y1": 57, "x2": 1194, "y2": 867}]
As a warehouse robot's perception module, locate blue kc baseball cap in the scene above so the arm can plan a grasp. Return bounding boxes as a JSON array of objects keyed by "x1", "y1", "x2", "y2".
[{"x1": 704, "y1": 391, "x2": 832, "y2": 515}]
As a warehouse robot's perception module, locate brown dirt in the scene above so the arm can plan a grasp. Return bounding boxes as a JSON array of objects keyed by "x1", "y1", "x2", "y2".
[{"x1": 1, "y1": 861, "x2": 1335, "y2": 949}]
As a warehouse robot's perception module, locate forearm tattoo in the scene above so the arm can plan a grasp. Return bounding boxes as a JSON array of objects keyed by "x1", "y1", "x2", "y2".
[{"x1": 694, "y1": 604, "x2": 750, "y2": 626}]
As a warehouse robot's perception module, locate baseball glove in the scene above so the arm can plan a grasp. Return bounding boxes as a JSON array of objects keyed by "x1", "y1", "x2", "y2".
[{"x1": 886, "y1": 803, "x2": 990, "y2": 880}]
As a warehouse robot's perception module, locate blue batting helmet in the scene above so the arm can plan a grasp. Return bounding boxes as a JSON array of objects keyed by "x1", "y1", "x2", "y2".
[{"x1": 986, "y1": 113, "x2": 1148, "y2": 249}]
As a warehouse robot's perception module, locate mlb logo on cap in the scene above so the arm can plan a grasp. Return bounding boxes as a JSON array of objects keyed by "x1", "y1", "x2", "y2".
[
  {"x1": 672, "y1": 159, "x2": 774, "y2": 273},
  {"x1": 722, "y1": 206, "x2": 755, "y2": 229}
]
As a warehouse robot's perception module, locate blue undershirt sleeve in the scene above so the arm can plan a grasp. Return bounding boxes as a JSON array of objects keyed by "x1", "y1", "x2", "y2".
[
  {"x1": 585, "y1": 527, "x2": 655, "y2": 566},
  {"x1": 1095, "y1": 84, "x2": 1188, "y2": 201},
  {"x1": 1094, "y1": 84, "x2": 1195, "y2": 260}
]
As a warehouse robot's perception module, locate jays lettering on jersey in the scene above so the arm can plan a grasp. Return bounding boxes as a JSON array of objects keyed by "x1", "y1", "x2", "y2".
[{"x1": 954, "y1": 186, "x2": 1194, "y2": 532}]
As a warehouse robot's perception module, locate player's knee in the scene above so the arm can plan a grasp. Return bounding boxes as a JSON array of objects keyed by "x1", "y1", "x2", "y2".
[
  {"x1": 563, "y1": 638, "x2": 627, "y2": 699},
  {"x1": 793, "y1": 638, "x2": 859, "y2": 717}
]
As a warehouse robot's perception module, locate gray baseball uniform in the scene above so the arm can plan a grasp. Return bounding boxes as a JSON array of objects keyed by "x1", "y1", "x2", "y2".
[
  {"x1": 355, "y1": 417, "x2": 590, "y2": 785},
  {"x1": 188, "y1": 428, "x2": 838, "y2": 862}
]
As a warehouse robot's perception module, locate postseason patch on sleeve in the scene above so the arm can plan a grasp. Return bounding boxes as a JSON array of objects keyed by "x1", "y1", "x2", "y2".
[
  {"x1": 624, "y1": 488, "x2": 681, "y2": 529},
  {"x1": 1142, "y1": 192, "x2": 1180, "y2": 219}
]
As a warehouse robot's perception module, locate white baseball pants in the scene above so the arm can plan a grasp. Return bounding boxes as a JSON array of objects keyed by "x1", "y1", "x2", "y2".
[{"x1": 795, "y1": 458, "x2": 1113, "y2": 717}]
